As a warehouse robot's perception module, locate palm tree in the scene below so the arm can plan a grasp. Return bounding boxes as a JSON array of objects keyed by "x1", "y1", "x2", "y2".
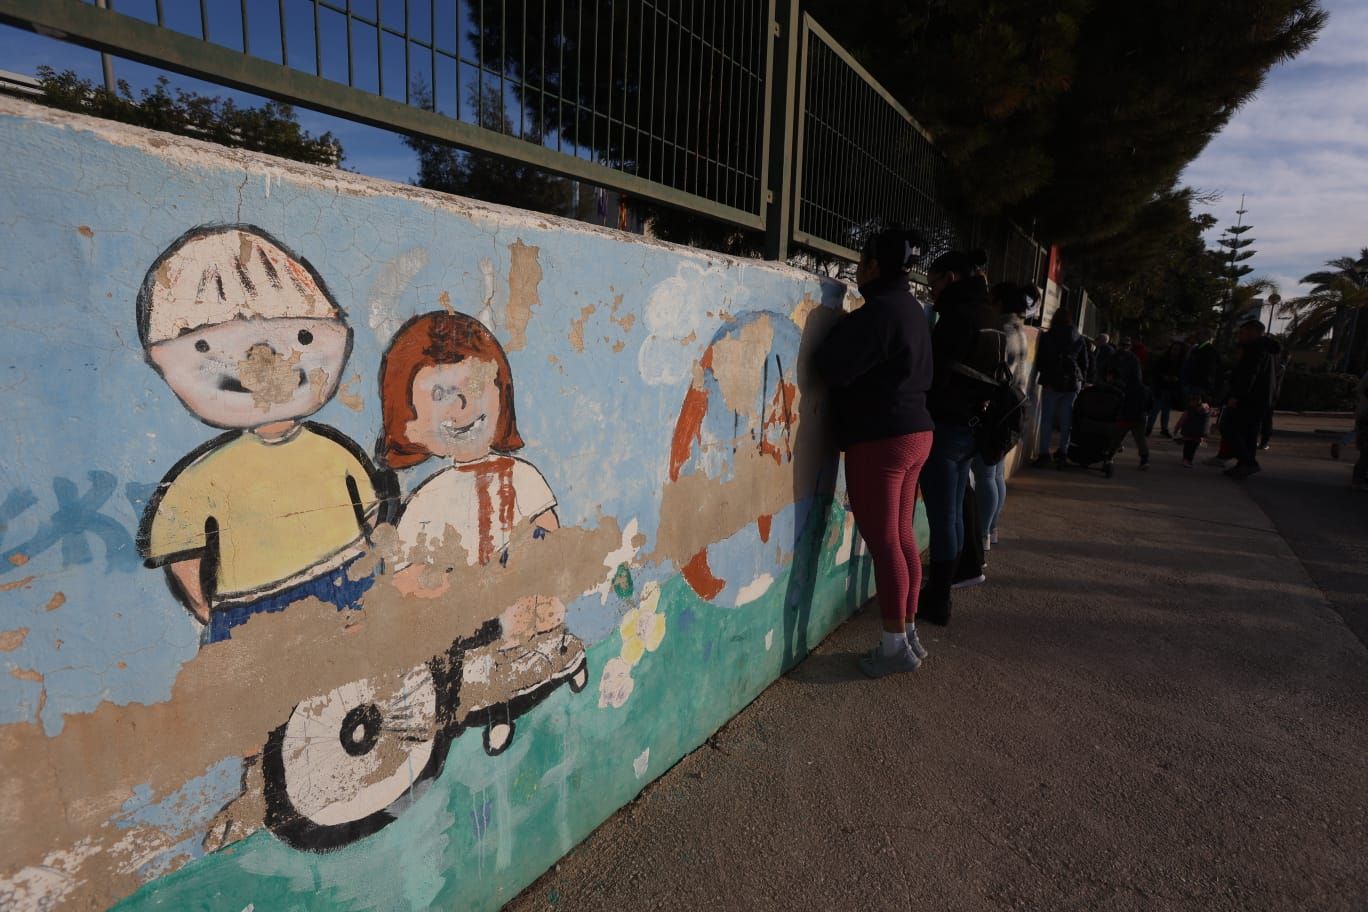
[
  {"x1": 1217, "y1": 276, "x2": 1278, "y2": 338},
  {"x1": 1279, "y1": 248, "x2": 1368, "y2": 370}
]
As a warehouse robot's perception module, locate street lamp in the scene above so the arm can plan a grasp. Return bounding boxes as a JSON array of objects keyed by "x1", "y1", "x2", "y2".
[{"x1": 1265, "y1": 292, "x2": 1281, "y2": 329}]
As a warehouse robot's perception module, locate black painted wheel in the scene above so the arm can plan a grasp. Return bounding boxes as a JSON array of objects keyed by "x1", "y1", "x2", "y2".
[{"x1": 262, "y1": 661, "x2": 453, "y2": 851}]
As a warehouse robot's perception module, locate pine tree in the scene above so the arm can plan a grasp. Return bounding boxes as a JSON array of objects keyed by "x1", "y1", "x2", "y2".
[
  {"x1": 1210, "y1": 197, "x2": 1261, "y2": 337},
  {"x1": 1214, "y1": 198, "x2": 1257, "y2": 287}
]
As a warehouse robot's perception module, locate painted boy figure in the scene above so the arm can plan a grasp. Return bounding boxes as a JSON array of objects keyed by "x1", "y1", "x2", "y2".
[{"x1": 137, "y1": 225, "x2": 380, "y2": 643}]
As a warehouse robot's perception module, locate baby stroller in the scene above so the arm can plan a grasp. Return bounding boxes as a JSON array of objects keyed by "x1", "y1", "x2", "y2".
[{"x1": 1067, "y1": 384, "x2": 1126, "y2": 477}]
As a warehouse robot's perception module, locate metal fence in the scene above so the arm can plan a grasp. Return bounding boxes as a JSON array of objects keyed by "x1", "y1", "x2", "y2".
[
  {"x1": 791, "y1": 16, "x2": 956, "y2": 266},
  {"x1": 0, "y1": 0, "x2": 1044, "y2": 282}
]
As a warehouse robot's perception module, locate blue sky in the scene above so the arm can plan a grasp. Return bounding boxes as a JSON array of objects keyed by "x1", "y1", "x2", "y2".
[
  {"x1": 3, "y1": 1, "x2": 1365, "y2": 299},
  {"x1": 1182, "y1": 0, "x2": 1368, "y2": 298}
]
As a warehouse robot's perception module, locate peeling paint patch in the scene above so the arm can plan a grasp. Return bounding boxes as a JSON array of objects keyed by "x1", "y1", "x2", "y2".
[
  {"x1": 790, "y1": 291, "x2": 821, "y2": 328},
  {"x1": 237, "y1": 345, "x2": 303, "y2": 409},
  {"x1": 633, "y1": 748, "x2": 650, "y2": 779},
  {"x1": 764, "y1": 629, "x2": 775, "y2": 651},
  {"x1": 504, "y1": 240, "x2": 542, "y2": 352},
  {"x1": 710, "y1": 314, "x2": 773, "y2": 418},
  {"x1": 10, "y1": 667, "x2": 42, "y2": 682},
  {"x1": 0, "y1": 627, "x2": 28, "y2": 651},
  {"x1": 568, "y1": 303, "x2": 595, "y2": 353},
  {"x1": 8, "y1": 553, "x2": 28, "y2": 566},
  {"x1": 0, "y1": 575, "x2": 35, "y2": 592},
  {"x1": 77, "y1": 225, "x2": 93, "y2": 238},
  {"x1": 43, "y1": 593, "x2": 65, "y2": 613},
  {"x1": 337, "y1": 373, "x2": 365, "y2": 412},
  {"x1": 477, "y1": 257, "x2": 497, "y2": 329}
]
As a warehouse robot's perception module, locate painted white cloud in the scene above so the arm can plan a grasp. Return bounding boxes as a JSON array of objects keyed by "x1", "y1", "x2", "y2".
[{"x1": 1181, "y1": 0, "x2": 1368, "y2": 298}]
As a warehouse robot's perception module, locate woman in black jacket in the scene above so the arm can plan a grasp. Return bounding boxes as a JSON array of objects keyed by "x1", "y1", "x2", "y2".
[{"x1": 815, "y1": 228, "x2": 934, "y2": 677}]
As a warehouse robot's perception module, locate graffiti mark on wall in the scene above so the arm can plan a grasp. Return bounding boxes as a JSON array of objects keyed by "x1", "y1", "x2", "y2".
[{"x1": 0, "y1": 473, "x2": 139, "y2": 574}]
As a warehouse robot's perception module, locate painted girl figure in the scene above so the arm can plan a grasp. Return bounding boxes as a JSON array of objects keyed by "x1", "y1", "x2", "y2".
[
  {"x1": 379, "y1": 311, "x2": 585, "y2": 754},
  {"x1": 380, "y1": 311, "x2": 558, "y2": 577}
]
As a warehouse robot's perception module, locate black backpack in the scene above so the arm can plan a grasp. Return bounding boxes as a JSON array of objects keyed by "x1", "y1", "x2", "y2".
[{"x1": 952, "y1": 329, "x2": 1026, "y2": 466}]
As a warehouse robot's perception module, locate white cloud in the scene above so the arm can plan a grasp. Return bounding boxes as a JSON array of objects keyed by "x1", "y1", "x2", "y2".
[{"x1": 1181, "y1": 0, "x2": 1368, "y2": 298}]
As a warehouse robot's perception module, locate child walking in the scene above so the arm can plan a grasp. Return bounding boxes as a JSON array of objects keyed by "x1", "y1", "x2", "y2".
[{"x1": 1174, "y1": 393, "x2": 1210, "y2": 467}]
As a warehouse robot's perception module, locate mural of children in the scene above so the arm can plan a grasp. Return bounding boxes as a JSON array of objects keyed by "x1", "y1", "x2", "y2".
[
  {"x1": 379, "y1": 311, "x2": 584, "y2": 754},
  {"x1": 136, "y1": 225, "x2": 381, "y2": 644}
]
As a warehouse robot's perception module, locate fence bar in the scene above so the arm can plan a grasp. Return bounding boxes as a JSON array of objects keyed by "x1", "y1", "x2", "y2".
[
  {"x1": 761, "y1": 0, "x2": 795, "y2": 259},
  {"x1": 0, "y1": 0, "x2": 764, "y2": 229}
]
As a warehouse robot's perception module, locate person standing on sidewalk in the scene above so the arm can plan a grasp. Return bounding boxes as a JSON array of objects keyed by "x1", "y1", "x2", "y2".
[
  {"x1": 1035, "y1": 307, "x2": 1091, "y2": 467},
  {"x1": 1223, "y1": 320, "x2": 1277, "y2": 480},
  {"x1": 1258, "y1": 335, "x2": 1286, "y2": 450},
  {"x1": 970, "y1": 281, "x2": 1033, "y2": 558},
  {"x1": 1353, "y1": 369, "x2": 1368, "y2": 491},
  {"x1": 1115, "y1": 339, "x2": 1152, "y2": 469},
  {"x1": 1147, "y1": 340, "x2": 1188, "y2": 438},
  {"x1": 815, "y1": 228, "x2": 935, "y2": 677},
  {"x1": 919, "y1": 249, "x2": 1001, "y2": 627},
  {"x1": 1091, "y1": 332, "x2": 1117, "y2": 385},
  {"x1": 1173, "y1": 392, "x2": 1210, "y2": 467},
  {"x1": 1182, "y1": 325, "x2": 1220, "y2": 402}
]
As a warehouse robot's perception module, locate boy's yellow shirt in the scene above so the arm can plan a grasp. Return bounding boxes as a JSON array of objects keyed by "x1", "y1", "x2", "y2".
[{"x1": 145, "y1": 426, "x2": 376, "y2": 596}]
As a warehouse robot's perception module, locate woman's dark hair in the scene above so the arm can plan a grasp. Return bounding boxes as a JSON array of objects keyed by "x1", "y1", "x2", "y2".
[
  {"x1": 860, "y1": 227, "x2": 926, "y2": 276},
  {"x1": 927, "y1": 248, "x2": 988, "y2": 279},
  {"x1": 990, "y1": 281, "x2": 1037, "y2": 316}
]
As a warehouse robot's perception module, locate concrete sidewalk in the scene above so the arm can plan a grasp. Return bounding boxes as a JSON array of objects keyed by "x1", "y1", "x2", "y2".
[{"x1": 508, "y1": 433, "x2": 1368, "y2": 912}]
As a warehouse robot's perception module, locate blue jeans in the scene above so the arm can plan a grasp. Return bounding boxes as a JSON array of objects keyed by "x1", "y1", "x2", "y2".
[
  {"x1": 922, "y1": 422, "x2": 976, "y2": 562},
  {"x1": 206, "y1": 556, "x2": 374, "y2": 645},
  {"x1": 1039, "y1": 389, "x2": 1078, "y2": 455},
  {"x1": 971, "y1": 455, "x2": 1006, "y2": 537}
]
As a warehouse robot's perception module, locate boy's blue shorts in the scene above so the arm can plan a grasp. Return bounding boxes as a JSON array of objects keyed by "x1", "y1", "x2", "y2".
[{"x1": 205, "y1": 556, "x2": 374, "y2": 645}]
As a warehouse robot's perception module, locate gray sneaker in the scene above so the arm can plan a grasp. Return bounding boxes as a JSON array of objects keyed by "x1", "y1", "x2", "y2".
[
  {"x1": 857, "y1": 644, "x2": 922, "y2": 678},
  {"x1": 906, "y1": 627, "x2": 929, "y2": 661}
]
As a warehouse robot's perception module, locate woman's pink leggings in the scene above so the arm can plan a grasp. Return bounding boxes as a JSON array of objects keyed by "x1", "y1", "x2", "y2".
[{"x1": 844, "y1": 431, "x2": 934, "y2": 627}]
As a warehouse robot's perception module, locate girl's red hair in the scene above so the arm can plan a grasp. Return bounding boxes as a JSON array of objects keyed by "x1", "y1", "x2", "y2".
[{"x1": 379, "y1": 312, "x2": 523, "y2": 469}]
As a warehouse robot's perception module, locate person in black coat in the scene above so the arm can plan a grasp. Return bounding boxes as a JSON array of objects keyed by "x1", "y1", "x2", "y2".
[
  {"x1": 918, "y1": 249, "x2": 1003, "y2": 626},
  {"x1": 815, "y1": 228, "x2": 935, "y2": 677},
  {"x1": 1034, "y1": 308, "x2": 1091, "y2": 466},
  {"x1": 1223, "y1": 320, "x2": 1277, "y2": 479}
]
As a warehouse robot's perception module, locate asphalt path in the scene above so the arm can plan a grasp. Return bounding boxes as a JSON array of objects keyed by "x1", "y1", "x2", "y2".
[{"x1": 508, "y1": 417, "x2": 1368, "y2": 912}]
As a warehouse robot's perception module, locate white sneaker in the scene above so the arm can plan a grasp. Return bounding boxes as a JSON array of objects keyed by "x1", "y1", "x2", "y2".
[
  {"x1": 983, "y1": 535, "x2": 992, "y2": 553},
  {"x1": 951, "y1": 574, "x2": 986, "y2": 590},
  {"x1": 989, "y1": 529, "x2": 999, "y2": 545}
]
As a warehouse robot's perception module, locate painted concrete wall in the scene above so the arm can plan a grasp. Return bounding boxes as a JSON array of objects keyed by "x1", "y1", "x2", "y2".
[{"x1": 0, "y1": 97, "x2": 883, "y2": 911}]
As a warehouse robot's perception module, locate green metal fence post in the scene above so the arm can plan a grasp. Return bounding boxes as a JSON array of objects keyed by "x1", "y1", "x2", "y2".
[{"x1": 762, "y1": 0, "x2": 799, "y2": 261}]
